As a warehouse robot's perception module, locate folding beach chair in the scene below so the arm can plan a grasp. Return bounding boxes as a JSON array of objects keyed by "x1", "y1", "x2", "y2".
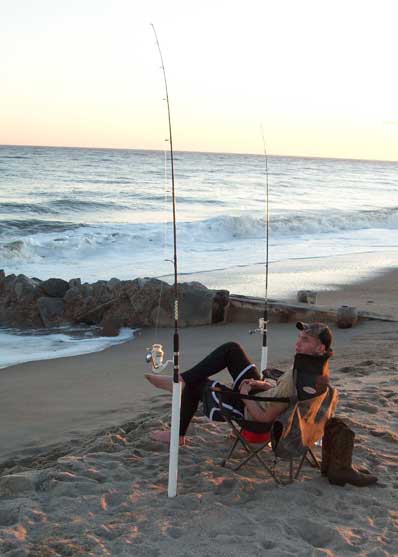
[{"x1": 210, "y1": 383, "x2": 338, "y2": 485}]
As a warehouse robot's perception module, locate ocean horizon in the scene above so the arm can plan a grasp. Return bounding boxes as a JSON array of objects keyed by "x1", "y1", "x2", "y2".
[{"x1": 2, "y1": 143, "x2": 398, "y2": 164}]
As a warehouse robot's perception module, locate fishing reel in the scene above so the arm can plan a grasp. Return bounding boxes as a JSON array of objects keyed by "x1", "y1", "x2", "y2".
[
  {"x1": 145, "y1": 343, "x2": 173, "y2": 373},
  {"x1": 249, "y1": 317, "x2": 267, "y2": 335}
]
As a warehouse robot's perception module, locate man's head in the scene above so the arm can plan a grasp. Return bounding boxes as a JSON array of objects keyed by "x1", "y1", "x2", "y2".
[{"x1": 295, "y1": 321, "x2": 333, "y2": 356}]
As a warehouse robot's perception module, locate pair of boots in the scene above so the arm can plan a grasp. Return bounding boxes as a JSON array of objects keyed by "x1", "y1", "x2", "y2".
[{"x1": 321, "y1": 417, "x2": 378, "y2": 487}]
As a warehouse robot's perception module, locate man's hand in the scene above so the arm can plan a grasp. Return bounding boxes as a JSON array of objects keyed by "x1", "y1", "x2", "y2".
[
  {"x1": 239, "y1": 379, "x2": 274, "y2": 394},
  {"x1": 239, "y1": 380, "x2": 252, "y2": 395}
]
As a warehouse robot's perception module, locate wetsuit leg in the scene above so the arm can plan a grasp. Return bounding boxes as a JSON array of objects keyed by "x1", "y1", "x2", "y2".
[
  {"x1": 179, "y1": 380, "x2": 205, "y2": 436},
  {"x1": 179, "y1": 342, "x2": 260, "y2": 435},
  {"x1": 181, "y1": 342, "x2": 260, "y2": 390}
]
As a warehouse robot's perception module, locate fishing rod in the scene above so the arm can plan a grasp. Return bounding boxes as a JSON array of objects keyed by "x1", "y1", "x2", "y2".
[
  {"x1": 260, "y1": 127, "x2": 270, "y2": 373},
  {"x1": 150, "y1": 23, "x2": 181, "y2": 498},
  {"x1": 250, "y1": 128, "x2": 270, "y2": 373}
]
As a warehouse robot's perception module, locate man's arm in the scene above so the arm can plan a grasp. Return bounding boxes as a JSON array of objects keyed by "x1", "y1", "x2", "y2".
[
  {"x1": 239, "y1": 381, "x2": 286, "y2": 423},
  {"x1": 240, "y1": 379, "x2": 274, "y2": 391},
  {"x1": 242, "y1": 398, "x2": 285, "y2": 423}
]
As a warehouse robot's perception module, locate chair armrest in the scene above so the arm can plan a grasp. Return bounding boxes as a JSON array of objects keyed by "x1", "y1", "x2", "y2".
[
  {"x1": 262, "y1": 368, "x2": 285, "y2": 380},
  {"x1": 208, "y1": 387, "x2": 291, "y2": 404}
]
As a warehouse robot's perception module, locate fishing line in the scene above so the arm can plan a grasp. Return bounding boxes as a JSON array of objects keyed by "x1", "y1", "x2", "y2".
[{"x1": 154, "y1": 147, "x2": 170, "y2": 339}]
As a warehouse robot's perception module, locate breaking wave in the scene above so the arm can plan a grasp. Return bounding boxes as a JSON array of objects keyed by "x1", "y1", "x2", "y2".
[{"x1": 1, "y1": 207, "x2": 398, "y2": 265}]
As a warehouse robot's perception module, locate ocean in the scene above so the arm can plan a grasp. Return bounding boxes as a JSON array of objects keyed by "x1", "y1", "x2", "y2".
[{"x1": 1, "y1": 145, "x2": 397, "y2": 368}]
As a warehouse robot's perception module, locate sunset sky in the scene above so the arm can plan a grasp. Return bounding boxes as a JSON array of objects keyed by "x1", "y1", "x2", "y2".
[{"x1": 2, "y1": 0, "x2": 397, "y2": 160}]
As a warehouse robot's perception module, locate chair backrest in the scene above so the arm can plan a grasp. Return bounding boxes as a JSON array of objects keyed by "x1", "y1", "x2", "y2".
[{"x1": 271, "y1": 385, "x2": 338, "y2": 459}]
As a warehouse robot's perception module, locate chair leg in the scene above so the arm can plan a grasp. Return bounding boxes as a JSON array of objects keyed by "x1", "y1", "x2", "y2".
[
  {"x1": 222, "y1": 436, "x2": 240, "y2": 467},
  {"x1": 307, "y1": 447, "x2": 320, "y2": 469},
  {"x1": 220, "y1": 419, "x2": 279, "y2": 484},
  {"x1": 232, "y1": 441, "x2": 269, "y2": 472},
  {"x1": 294, "y1": 452, "x2": 307, "y2": 480}
]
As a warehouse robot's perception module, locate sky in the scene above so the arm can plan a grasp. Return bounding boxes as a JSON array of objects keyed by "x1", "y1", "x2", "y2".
[{"x1": 1, "y1": 0, "x2": 397, "y2": 160}]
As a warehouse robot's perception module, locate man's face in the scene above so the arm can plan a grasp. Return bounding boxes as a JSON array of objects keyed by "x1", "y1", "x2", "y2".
[{"x1": 295, "y1": 331, "x2": 326, "y2": 356}]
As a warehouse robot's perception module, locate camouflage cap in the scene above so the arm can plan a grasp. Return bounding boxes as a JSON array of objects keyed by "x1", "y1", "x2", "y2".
[{"x1": 296, "y1": 321, "x2": 333, "y2": 350}]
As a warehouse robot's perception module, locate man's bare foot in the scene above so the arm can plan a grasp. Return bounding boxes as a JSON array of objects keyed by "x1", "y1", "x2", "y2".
[
  {"x1": 150, "y1": 430, "x2": 186, "y2": 446},
  {"x1": 145, "y1": 374, "x2": 173, "y2": 392},
  {"x1": 145, "y1": 374, "x2": 185, "y2": 393}
]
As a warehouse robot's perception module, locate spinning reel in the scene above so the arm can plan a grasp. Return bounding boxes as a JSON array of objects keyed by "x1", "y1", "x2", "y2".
[{"x1": 145, "y1": 343, "x2": 173, "y2": 373}]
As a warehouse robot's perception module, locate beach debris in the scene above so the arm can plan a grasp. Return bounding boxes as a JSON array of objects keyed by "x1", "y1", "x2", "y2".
[
  {"x1": 297, "y1": 290, "x2": 318, "y2": 304},
  {"x1": 336, "y1": 305, "x2": 358, "y2": 328}
]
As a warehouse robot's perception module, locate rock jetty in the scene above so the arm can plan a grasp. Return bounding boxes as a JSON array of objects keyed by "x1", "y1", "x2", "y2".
[{"x1": 0, "y1": 271, "x2": 230, "y2": 332}]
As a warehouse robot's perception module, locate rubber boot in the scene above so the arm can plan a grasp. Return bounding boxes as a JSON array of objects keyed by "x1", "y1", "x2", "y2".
[
  {"x1": 327, "y1": 420, "x2": 377, "y2": 487},
  {"x1": 321, "y1": 418, "x2": 335, "y2": 475},
  {"x1": 322, "y1": 417, "x2": 345, "y2": 475}
]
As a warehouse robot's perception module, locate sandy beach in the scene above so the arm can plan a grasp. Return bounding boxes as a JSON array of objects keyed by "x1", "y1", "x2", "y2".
[{"x1": 0, "y1": 270, "x2": 397, "y2": 556}]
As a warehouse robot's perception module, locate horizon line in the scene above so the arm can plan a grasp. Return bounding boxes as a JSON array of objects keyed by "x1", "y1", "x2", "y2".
[{"x1": 1, "y1": 142, "x2": 397, "y2": 164}]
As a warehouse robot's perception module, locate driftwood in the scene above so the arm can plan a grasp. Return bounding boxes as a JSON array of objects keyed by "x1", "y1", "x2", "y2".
[{"x1": 226, "y1": 294, "x2": 397, "y2": 324}]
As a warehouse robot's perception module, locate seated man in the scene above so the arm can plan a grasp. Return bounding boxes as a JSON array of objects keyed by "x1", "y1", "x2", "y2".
[{"x1": 146, "y1": 321, "x2": 333, "y2": 445}]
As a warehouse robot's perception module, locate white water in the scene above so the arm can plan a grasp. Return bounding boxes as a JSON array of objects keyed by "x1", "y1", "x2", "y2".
[
  {"x1": 0, "y1": 327, "x2": 136, "y2": 370},
  {"x1": 1, "y1": 145, "x2": 397, "y2": 368}
]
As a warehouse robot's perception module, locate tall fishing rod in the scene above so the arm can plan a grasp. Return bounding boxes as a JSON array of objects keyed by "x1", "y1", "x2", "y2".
[
  {"x1": 260, "y1": 126, "x2": 270, "y2": 373},
  {"x1": 151, "y1": 23, "x2": 181, "y2": 498}
]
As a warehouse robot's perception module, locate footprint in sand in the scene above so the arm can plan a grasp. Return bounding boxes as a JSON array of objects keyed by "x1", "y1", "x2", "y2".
[
  {"x1": 384, "y1": 391, "x2": 398, "y2": 399},
  {"x1": 339, "y1": 366, "x2": 357, "y2": 374},
  {"x1": 214, "y1": 478, "x2": 237, "y2": 495},
  {"x1": 370, "y1": 429, "x2": 398, "y2": 442},
  {"x1": 350, "y1": 401, "x2": 379, "y2": 414},
  {"x1": 167, "y1": 526, "x2": 184, "y2": 539},
  {"x1": 260, "y1": 540, "x2": 276, "y2": 549},
  {"x1": 289, "y1": 518, "x2": 338, "y2": 547}
]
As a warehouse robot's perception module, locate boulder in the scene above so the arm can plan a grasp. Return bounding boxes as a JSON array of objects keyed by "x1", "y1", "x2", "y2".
[
  {"x1": 123, "y1": 278, "x2": 172, "y2": 327},
  {"x1": 41, "y1": 277, "x2": 70, "y2": 298},
  {"x1": 0, "y1": 274, "x2": 43, "y2": 327},
  {"x1": 69, "y1": 277, "x2": 81, "y2": 288},
  {"x1": 149, "y1": 282, "x2": 223, "y2": 327},
  {"x1": 64, "y1": 281, "x2": 113, "y2": 324},
  {"x1": 14, "y1": 274, "x2": 41, "y2": 302},
  {"x1": 178, "y1": 283, "x2": 215, "y2": 326},
  {"x1": 108, "y1": 277, "x2": 121, "y2": 290},
  {"x1": 37, "y1": 296, "x2": 65, "y2": 327},
  {"x1": 100, "y1": 316, "x2": 122, "y2": 337},
  {"x1": 212, "y1": 290, "x2": 229, "y2": 324}
]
